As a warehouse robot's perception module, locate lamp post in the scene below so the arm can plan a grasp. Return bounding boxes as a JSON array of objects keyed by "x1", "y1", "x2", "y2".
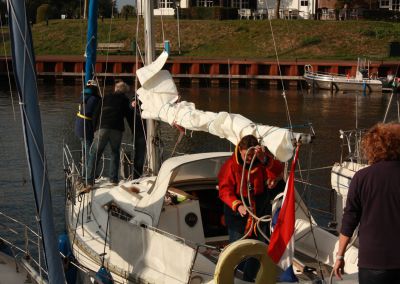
[{"x1": 175, "y1": 0, "x2": 181, "y2": 55}]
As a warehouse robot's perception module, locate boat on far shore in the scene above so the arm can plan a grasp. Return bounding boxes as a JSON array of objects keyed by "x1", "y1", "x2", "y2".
[{"x1": 303, "y1": 59, "x2": 398, "y2": 93}]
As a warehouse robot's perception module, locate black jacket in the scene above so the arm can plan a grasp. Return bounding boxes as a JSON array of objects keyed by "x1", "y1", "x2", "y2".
[
  {"x1": 341, "y1": 160, "x2": 400, "y2": 269},
  {"x1": 92, "y1": 92, "x2": 134, "y2": 132}
]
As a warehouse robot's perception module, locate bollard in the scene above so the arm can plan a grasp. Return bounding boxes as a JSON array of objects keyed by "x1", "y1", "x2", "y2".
[{"x1": 164, "y1": 40, "x2": 170, "y2": 55}]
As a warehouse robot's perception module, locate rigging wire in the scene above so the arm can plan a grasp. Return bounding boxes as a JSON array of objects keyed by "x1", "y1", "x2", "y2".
[
  {"x1": 101, "y1": 4, "x2": 116, "y2": 96},
  {"x1": 228, "y1": 59, "x2": 232, "y2": 152},
  {"x1": 264, "y1": 4, "x2": 293, "y2": 133}
]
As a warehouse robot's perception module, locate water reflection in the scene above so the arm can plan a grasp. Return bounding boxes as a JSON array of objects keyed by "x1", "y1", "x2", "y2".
[{"x1": 0, "y1": 85, "x2": 397, "y2": 233}]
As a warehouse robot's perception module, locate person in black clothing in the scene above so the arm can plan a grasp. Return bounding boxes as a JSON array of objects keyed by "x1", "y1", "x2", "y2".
[
  {"x1": 333, "y1": 122, "x2": 400, "y2": 284},
  {"x1": 74, "y1": 80, "x2": 101, "y2": 179},
  {"x1": 129, "y1": 98, "x2": 146, "y2": 179},
  {"x1": 86, "y1": 81, "x2": 134, "y2": 186}
]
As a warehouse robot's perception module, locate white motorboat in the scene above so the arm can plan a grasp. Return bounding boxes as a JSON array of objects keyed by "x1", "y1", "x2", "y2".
[{"x1": 303, "y1": 59, "x2": 383, "y2": 93}]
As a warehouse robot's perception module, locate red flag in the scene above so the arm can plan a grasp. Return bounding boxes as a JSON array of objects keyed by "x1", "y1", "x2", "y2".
[{"x1": 267, "y1": 145, "x2": 300, "y2": 270}]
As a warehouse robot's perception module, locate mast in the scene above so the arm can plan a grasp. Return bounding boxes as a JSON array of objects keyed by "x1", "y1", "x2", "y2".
[
  {"x1": 144, "y1": 0, "x2": 160, "y2": 174},
  {"x1": 6, "y1": 1, "x2": 66, "y2": 283},
  {"x1": 83, "y1": 0, "x2": 88, "y2": 19},
  {"x1": 85, "y1": 0, "x2": 98, "y2": 84}
]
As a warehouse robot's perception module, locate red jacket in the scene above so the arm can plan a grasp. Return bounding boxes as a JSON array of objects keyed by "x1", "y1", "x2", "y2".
[{"x1": 218, "y1": 146, "x2": 284, "y2": 212}]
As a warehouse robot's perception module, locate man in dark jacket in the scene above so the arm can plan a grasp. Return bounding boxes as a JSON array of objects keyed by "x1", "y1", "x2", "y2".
[
  {"x1": 74, "y1": 80, "x2": 101, "y2": 180},
  {"x1": 130, "y1": 98, "x2": 146, "y2": 179},
  {"x1": 86, "y1": 81, "x2": 134, "y2": 186}
]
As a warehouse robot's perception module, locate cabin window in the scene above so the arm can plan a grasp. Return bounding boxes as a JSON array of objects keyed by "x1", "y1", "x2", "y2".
[{"x1": 300, "y1": 0, "x2": 309, "y2": 6}]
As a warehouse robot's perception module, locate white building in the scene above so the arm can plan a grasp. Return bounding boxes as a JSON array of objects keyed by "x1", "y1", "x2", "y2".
[
  {"x1": 137, "y1": 0, "x2": 316, "y2": 18},
  {"x1": 379, "y1": 0, "x2": 400, "y2": 10},
  {"x1": 137, "y1": 0, "x2": 189, "y2": 16}
]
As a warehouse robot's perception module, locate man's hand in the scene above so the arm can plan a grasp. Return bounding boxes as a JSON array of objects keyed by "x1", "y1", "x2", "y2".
[
  {"x1": 254, "y1": 145, "x2": 266, "y2": 162},
  {"x1": 333, "y1": 258, "x2": 345, "y2": 280},
  {"x1": 237, "y1": 205, "x2": 247, "y2": 217},
  {"x1": 266, "y1": 178, "x2": 278, "y2": 189}
]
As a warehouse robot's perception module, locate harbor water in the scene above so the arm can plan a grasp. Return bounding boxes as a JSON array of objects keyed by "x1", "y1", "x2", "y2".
[{"x1": 0, "y1": 84, "x2": 398, "y2": 236}]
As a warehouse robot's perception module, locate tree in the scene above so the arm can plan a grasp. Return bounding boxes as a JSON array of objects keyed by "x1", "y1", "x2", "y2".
[
  {"x1": 26, "y1": 0, "x2": 43, "y2": 23},
  {"x1": 99, "y1": 0, "x2": 117, "y2": 18},
  {"x1": 275, "y1": 0, "x2": 281, "y2": 19},
  {"x1": 0, "y1": 1, "x2": 7, "y2": 25},
  {"x1": 121, "y1": 4, "x2": 135, "y2": 18}
]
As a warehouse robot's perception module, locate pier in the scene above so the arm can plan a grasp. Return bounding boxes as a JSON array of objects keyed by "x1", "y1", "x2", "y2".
[{"x1": 0, "y1": 55, "x2": 398, "y2": 88}]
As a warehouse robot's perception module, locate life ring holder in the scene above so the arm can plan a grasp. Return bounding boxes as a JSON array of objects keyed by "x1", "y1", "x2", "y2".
[{"x1": 214, "y1": 239, "x2": 276, "y2": 284}]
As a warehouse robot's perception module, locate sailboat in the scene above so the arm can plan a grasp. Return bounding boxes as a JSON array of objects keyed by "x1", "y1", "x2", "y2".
[
  {"x1": 63, "y1": 1, "x2": 360, "y2": 283},
  {"x1": 330, "y1": 90, "x2": 399, "y2": 232},
  {"x1": 1, "y1": 0, "x2": 66, "y2": 283}
]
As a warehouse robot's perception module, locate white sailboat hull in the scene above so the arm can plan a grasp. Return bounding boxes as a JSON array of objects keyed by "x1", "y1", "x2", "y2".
[{"x1": 331, "y1": 161, "x2": 368, "y2": 232}]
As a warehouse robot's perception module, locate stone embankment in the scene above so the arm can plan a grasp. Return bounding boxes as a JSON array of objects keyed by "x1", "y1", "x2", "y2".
[{"x1": 0, "y1": 55, "x2": 398, "y2": 88}]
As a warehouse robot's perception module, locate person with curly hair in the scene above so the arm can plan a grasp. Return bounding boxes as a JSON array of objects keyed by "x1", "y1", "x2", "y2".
[{"x1": 333, "y1": 122, "x2": 400, "y2": 284}]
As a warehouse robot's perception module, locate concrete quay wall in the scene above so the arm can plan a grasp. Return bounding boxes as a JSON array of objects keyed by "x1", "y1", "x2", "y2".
[{"x1": 0, "y1": 55, "x2": 398, "y2": 88}]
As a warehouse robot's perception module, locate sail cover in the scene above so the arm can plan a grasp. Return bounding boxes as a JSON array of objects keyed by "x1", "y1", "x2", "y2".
[{"x1": 137, "y1": 51, "x2": 306, "y2": 162}]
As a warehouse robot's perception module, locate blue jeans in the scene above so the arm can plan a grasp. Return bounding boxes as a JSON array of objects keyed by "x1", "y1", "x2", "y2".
[{"x1": 87, "y1": 129, "x2": 123, "y2": 185}]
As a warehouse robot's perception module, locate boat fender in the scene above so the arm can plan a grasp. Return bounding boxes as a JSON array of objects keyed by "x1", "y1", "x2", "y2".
[
  {"x1": 58, "y1": 233, "x2": 77, "y2": 284},
  {"x1": 95, "y1": 266, "x2": 114, "y2": 284},
  {"x1": 214, "y1": 239, "x2": 276, "y2": 284}
]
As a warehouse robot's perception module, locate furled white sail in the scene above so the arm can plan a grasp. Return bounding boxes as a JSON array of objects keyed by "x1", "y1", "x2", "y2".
[{"x1": 137, "y1": 51, "x2": 307, "y2": 162}]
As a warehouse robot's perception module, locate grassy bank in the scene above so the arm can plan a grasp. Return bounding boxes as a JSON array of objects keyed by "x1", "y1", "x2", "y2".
[{"x1": 3, "y1": 18, "x2": 400, "y2": 60}]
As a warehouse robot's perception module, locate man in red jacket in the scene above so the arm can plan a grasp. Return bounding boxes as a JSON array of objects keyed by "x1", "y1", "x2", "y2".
[{"x1": 218, "y1": 134, "x2": 285, "y2": 281}]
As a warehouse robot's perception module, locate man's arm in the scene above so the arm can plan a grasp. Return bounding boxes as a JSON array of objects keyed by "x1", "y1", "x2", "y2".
[
  {"x1": 218, "y1": 159, "x2": 245, "y2": 215},
  {"x1": 333, "y1": 233, "x2": 351, "y2": 280}
]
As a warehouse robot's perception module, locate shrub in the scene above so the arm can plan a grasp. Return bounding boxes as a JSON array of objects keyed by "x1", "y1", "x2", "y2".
[
  {"x1": 187, "y1": 7, "x2": 238, "y2": 20},
  {"x1": 362, "y1": 9, "x2": 400, "y2": 22},
  {"x1": 36, "y1": 4, "x2": 49, "y2": 23},
  {"x1": 359, "y1": 29, "x2": 376, "y2": 37}
]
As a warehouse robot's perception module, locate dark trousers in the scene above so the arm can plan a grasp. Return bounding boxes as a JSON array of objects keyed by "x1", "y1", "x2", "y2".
[
  {"x1": 87, "y1": 129, "x2": 123, "y2": 184},
  {"x1": 133, "y1": 133, "x2": 146, "y2": 178},
  {"x1": 224, "y1": 180, "x2": 285, "y2": 281},
  {"x1": 359, "y1": 268, "x2": 400, "y2": 284},
  {"x1": 227, "y1": 229, "x2": 260, "y2": 282}
]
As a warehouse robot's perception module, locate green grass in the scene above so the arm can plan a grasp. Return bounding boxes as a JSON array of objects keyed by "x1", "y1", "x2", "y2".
[{"x1": 2, "y1": 17, "x2": 400, "y2": 60}]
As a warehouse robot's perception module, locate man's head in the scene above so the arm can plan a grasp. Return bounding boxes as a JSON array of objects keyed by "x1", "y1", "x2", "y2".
[
  {"x1": 114, "y1": 80, "x2": 130, "y2": 94},
  {"x1": 238, "y1": 135, "x2": 259, "y2": 164}
]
